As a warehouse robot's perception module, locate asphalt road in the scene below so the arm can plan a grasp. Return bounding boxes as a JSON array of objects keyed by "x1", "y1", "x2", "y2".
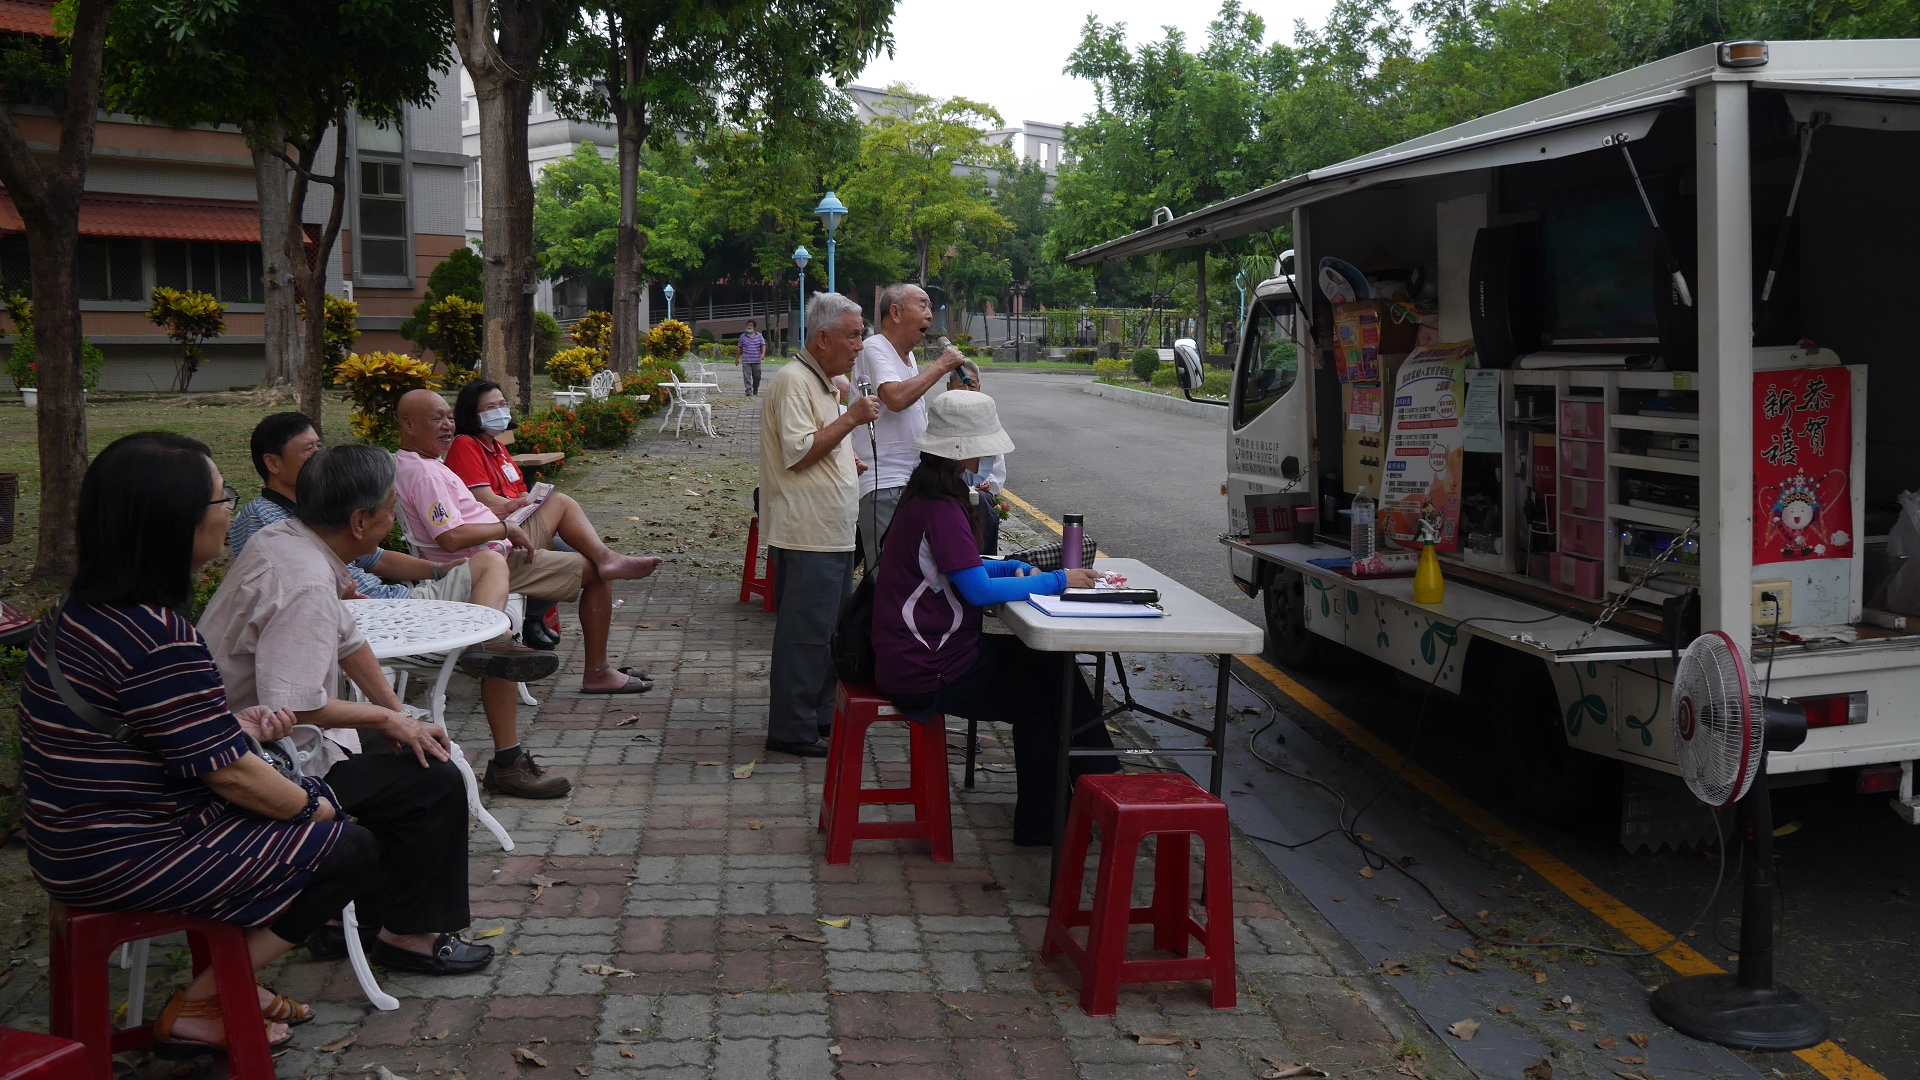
[{"x1": 989, "y1": 372, "x2": 1920, "y2": 1079}]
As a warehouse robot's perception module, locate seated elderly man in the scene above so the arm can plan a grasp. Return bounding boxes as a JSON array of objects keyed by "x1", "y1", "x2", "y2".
[
  {"x1": 393, "y1": 389, "x2": 659, "y2": 705},
  {"x1": 200, "y1": 445, "x2": 498, "y2": 974}
]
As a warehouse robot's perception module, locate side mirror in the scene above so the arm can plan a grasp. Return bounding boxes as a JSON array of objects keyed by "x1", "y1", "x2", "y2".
[{"x1": 1173, "y1": 338, "x2": 1204, "y2": 390}]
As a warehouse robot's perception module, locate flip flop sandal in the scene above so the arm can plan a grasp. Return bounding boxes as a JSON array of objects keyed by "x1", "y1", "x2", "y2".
[
  {"x1": 260, "y1": 987, "x2": 313, "y2": 1026},
  {"x1": 579, "y1": 672, "x2": 651, "y2": 695},
  {"x1": 152, "y1": 989, "x2": 295, "y2": 1059},
  {"x1": 616, "y1": 665, "x2": 654, "y2": 684}
]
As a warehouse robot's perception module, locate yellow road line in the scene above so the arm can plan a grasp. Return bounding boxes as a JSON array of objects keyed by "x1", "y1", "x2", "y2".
[
  {"x1": 1234, "y1": 653, "x2": 1881, "y2": 1080},
  {"x1": 1001, "y1": 488, "x2": 1106, "y2": 558}
]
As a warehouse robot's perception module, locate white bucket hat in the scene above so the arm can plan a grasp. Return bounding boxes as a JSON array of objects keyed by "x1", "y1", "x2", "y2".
[{"x1": 913, "y1": 390, "x2": 1015, "y2": 460}]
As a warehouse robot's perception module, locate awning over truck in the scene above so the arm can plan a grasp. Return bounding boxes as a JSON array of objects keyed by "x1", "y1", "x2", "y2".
[{"x1": 1066, "y1": 91, "x2": 1682, "y2": 265}]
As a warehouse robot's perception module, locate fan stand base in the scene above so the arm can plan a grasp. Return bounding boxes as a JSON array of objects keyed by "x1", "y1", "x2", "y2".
[{"x1": 1650, "y1": 975, "x2": 1830, "y2": 1052}]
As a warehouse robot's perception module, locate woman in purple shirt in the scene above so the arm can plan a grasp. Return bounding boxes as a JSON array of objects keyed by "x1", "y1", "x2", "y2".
[{"x1": 872, "y1": 392, "x2": 1117, "y2": 846}]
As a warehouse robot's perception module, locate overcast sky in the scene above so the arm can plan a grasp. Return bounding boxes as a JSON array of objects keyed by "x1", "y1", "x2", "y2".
[{"x1": 854, "y1": 0, "x2": 1337, "y2": 129}]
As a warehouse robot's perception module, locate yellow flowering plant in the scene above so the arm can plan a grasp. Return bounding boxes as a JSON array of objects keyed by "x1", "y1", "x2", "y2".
[
  {"x1": 644, "y1": 319, "x2": 693, "y2": 365},
  {"x1": 546, "y1": 346, "x2": 604, "y2": 388},
  {"x1": 569, "y1": 310, "x2": 612, "y2": 360},
  {"x1": 333, "y1": 351, "x2": 441, "y2": 447},
  {"x1": 147, "y1": 286, "x2": 227, "y2": 393}
]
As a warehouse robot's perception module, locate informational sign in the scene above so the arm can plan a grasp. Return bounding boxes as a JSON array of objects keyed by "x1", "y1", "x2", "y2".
[
  {"x1": 1462, "y1": 369, "x2": 1502, "y2": 453},
  {"x1": 1754, "y1": 367, "x2": 1852, "y2": 563},
  {"x1": 1380, "y1": 342, "x2": 1476, "y2": 549},
  {"x1": 1348, "y1": 384, "x2": 1383, "y2": 432}
]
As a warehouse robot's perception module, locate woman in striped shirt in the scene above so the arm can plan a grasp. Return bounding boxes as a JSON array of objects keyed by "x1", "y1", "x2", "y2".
[{"x1": 20, "y1": 432, "x2": 377, "y2": 1058}]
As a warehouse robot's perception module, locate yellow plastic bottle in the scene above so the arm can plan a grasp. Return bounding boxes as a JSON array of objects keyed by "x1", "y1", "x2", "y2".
[{"x1": 1413, "y1": 522, "x2": 1446, "y2": 605}]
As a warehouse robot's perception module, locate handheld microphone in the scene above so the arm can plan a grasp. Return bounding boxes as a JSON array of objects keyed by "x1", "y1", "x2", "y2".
[{"x1": 853, "y1": 377, "x2": 877, "y2": 432}]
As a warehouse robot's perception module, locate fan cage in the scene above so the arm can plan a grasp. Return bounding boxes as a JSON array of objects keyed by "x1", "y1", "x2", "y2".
[{"x1": 1672, "y1": 630, "x2": 1758, "y2": 808}]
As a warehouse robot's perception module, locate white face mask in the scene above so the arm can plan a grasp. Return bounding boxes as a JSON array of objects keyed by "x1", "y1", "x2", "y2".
[{"x1": 479, "y1": 407, "x2": 513, "y2": 433}]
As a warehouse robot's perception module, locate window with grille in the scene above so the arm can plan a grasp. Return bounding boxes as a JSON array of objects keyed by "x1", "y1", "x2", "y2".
[
  {"x1": 464, "y1": 163, "x2": 482, "y2": 221},
  {"x1": 152, "y1": 241, "x2": 264, "y2": 303}
]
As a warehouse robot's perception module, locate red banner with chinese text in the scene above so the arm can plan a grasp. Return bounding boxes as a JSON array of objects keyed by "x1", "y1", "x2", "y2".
[{"x1": 1754, "y1": 367, "x2": 1852, "y2": 564}]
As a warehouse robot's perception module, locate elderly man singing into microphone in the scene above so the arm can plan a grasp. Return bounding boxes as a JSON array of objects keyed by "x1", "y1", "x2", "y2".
[
  {"x1": 758, "y1": 292, "x2": 881, "y2": 757},
  {"x1": 851, "y1": 283, "x2": 967, "y2": 568}
]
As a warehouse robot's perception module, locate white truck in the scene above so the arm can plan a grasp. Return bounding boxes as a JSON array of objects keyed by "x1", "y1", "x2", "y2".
[{"x1": 1069, "y1": 40, "x2": 1920, "y2": 834}]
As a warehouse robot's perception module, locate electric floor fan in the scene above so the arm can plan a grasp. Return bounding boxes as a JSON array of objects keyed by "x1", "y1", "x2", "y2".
[{"x1": 1649, "y1": 630, "x2": 1829, "y2": 1051}]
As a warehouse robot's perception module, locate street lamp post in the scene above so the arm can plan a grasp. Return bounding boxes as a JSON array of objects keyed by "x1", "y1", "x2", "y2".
[
  {"x1": 792, "y1": 246, "x2": 812, "y2": 348},
  {"x1": 664, "y1": 283, "x2": 676, "y2": 323},
  {"x1": 813, "y1": 192, "x2": 846, "y2": 295}
]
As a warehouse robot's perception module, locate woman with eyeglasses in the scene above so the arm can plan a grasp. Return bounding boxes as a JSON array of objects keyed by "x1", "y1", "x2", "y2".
[{"x1": 18, "y1": 432, "x2": 377, "y2": 1058}]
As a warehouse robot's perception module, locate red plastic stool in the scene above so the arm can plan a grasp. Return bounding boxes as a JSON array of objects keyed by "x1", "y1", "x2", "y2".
[
  {"x1": 817, "y1": 684, "x2": 953, "y2": 864},
  {"x1": 739, "y1": 515, "x2": 776, "y2": 612},
  {"x1": 48, "y1": 901, "x2": 276, "y2": 1079},
  {"x1": 1042, "y1": 773, "x2": 1237, "y2": 1016},
  {"x1": 0, "y1": 1028, "x2": 86, "y2": 1079}
]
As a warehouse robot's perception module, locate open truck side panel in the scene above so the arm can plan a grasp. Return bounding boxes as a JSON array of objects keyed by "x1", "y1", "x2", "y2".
[{"x1": 1070, "y1": 40, "x2": 1920, "y2": 826}]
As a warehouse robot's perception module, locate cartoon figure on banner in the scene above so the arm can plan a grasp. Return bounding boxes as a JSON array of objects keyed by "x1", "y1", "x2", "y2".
[{"x1": 1759, "y1": 469, "x2": 1851, "y2": 559}]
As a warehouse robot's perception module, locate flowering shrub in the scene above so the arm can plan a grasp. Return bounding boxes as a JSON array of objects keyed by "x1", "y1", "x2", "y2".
[
  {"x1": 429, "y1": 295, "x2": 483, "y2": 389},
  {"x1": 514, "y1": 407, "x2": 586, "y2": 464},
  {"x1": 546, "y1": 345, "x2": 604, "y2": 388},
  {"x1": 570, "y1": 310, "x2": 612, "y2": 359},
  {"x1": 574, "y1": 397, "x2": 645, "y2": 449},
  {"x1": 8, "y1": 296, "x2": 105, "y2": 390},
  {"x1": 616, "y1": 361, "x2": 681, "y2": 408},
  {"x1": 148, "y1": 287, "x2": 227, "y2": 393},
  {"x1": 334, "y1": 351, "x2": 441, "y2": 447},
  {"x1": 1092, "y1": 358, "x2": 1129, "y2": 383},
  {"x1": 644, "y1": 319, "x2": 693, "y2": 365}
]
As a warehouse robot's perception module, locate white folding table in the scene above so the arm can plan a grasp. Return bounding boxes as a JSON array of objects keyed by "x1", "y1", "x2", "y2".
[{"x1": 993, "y1": 558, "x2": 1266, "y2": 887}]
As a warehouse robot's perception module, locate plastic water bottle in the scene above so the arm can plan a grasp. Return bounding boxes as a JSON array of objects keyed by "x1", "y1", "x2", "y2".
[
  {"x1": 1349, "y1": 487, "x2": 1376, "y2": 561},
  {"x1": 1061, "y1": 514, "x2": 1085, "y2": 570}
]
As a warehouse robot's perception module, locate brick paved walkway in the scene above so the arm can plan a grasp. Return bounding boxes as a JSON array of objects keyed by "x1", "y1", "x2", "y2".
[{"x1": 0, "y1": 389, "x2": 1429, "y2": 1080}]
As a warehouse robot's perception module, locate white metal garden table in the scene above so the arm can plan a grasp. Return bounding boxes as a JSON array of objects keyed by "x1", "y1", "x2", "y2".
[{"x1": 345, "y1": 598, "x2": 515, "y2": 852}]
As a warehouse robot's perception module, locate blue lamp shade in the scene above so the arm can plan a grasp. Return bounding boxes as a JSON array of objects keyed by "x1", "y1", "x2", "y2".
[
  {"x1": 663, "y1": 284, "x2": 675, "y2": 300},
  {"x1": 813, "y1": 192, "x2": 847, "y2": 235},
  {"x1": 792, "y1": 245, "x2": 812, "y2": 270}
]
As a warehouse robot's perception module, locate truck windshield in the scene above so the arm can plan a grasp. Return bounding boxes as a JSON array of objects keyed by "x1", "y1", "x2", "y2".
[{"x1": 1234, "y1": 297, "x2": 1299, "y2": 428}]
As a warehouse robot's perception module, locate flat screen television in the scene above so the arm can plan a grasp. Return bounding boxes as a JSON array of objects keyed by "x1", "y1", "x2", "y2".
[{"x1": 1543, "y1": 196, "x2": 1660, "y2": 345}]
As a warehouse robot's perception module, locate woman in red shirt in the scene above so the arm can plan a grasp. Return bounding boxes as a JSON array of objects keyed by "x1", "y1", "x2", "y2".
[{"x1": 448, "y1": 381, "x2": 657, "y2": 683}]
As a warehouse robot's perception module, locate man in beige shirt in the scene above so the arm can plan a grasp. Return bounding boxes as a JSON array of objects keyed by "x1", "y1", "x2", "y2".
[
  {"x1": 199, "y1": 445, "x2": 504, "y2": 975},
  {"x1": 758, "y1": 291, "x2": 880, "y2": 756}
]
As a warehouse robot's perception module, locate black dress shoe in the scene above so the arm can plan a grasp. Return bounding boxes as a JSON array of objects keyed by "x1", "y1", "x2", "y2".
[
  {"x1": 764, "y1": 737, "x2": 830, "y2": 758},
  {"x1": 372, "y1": 934, "x2": 495, "y2": 976},
  {"x1": 522, "y1": 612, "x2": 559, "y2": 650},
  {"x1": 305, "y1": 923, "x2": 376, "y2": 960}
]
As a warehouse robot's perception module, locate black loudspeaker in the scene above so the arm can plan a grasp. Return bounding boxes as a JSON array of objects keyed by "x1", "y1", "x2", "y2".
[{"x1": 1467, "y1": 223, "x2": 1544, "y2": 369}]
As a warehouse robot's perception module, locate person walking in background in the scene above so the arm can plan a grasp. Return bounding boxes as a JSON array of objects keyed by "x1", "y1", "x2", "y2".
[
  {"x1": 851, "y1": 284, "x2": 965, "y2": 568},
  {"x1": 757, "y1": 292, "x2": 880, "y2": 757},
  {"x1": 738, "y1": 319, "x2": 767, "y2": 396}
]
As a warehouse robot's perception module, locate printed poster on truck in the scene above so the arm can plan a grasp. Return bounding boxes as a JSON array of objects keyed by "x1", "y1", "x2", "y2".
[
  {"x1": 1754, "y1": 367, "x2": 1852, "y2": 563},
  {"x1": 1381, "y1": 342, "x2": 1476, "y2": 550}
]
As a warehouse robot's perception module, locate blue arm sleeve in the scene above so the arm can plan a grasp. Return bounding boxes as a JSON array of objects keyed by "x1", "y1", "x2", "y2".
[
  {"x1": 950, "y1": 565, "x2": 1067, "y2": 607},
  {"x1": 983, "y1": 560, "x2": 1037, "y2": 579}
]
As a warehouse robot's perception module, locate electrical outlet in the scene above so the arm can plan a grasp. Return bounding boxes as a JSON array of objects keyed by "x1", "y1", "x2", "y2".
[{"x1": 1753, "y1": 579, "x2": 1793, "y2": 626}]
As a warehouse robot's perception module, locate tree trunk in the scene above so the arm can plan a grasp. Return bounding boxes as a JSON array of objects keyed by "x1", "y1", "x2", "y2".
[
  {"x1": 1195, "y1": 250, "x2": 1208, "y2": 355},
  {"x1": 252, "y1": 126, "x2": 303, "y2": 391},
  {"x1": 0, "y1": 0, "x2": 112, "y2": 582},
  {"x1": 609, "y1": 20, "x2": 651, "y2": 374},
  {"x1": 456, "y1": 0, "x2": 544, "y2": 413},
  {"x1": 281, "y1": 115, "x2": 348, "y2": 423}
]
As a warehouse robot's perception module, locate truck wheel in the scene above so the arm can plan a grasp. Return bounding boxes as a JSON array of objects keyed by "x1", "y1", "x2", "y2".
[
  {"x1": 1263, "y1": 569, "x2": 1325, "y2": 672},
  {"x1": 1494, "y1": 652, "x2": 1619, "y2": 828}
]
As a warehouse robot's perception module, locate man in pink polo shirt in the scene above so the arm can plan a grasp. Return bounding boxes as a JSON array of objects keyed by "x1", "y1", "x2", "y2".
[{"x1": 394, "y1": 391, "x2": 660, "y2": 782}]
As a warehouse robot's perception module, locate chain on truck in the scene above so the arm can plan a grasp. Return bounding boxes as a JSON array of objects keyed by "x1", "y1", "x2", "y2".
[{"x1": 1068, "y1": 39, "x2": 1920, "y2": 844}]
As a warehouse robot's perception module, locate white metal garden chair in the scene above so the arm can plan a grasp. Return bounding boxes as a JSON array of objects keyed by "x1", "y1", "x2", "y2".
[
  {"x1": 587, "y1": 369, "x2": 620, "y2": 402},
  {"x1": 657, "y1": 380, "x2": 715, "y2": 436}
]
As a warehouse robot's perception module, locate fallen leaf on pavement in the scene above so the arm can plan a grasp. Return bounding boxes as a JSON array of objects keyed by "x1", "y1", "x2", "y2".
[
  {"x1": 1496, "y1": 1005, "x2": 1516, "y2": 1015},
  {"x1": 1568, "y1": 1021, "x2": 1587, "y2": 1032},
  {"x1": 991, "y1": 961, "x2": 1031, "y2": 973},
  {"x1": 1627, "y1": 1033, "x2": 1650, "y2": 1049},
  {"x1": 620, "y1": 1049, "x2": 634, "y2": 1058},
  {"x1": 473, "y1": 926, "x2": 505, "y2": 939},
  {"x1": 1534, "y1": 971, "x2": 1549, "y2": 984},
  {"x1": 1614, "y1": 1057, "x2": 1646, "y2": 1066},
  {"x1": 320, "y1": 1032, "x2": 358, "y2": 1053},
  {"x1": 565, "y1": 818, "x2": 582, "y2": 825},
  {"x1": 1614, "y1": 1072, "x2": 1655, "y2": 1080},
  {"x1": 1595, "y1": 1037, "x2": 1617, "y2": 1050},
  {"x1": 576, "y1": 1067, "x2": 593, "y2": 1077},
  {"x1": 580, "y1": 964, "x2": 638, "y2": 977},
  {"x1": 1457, "y1": 946, "x2": 1482, "y2": 961},
  {"x1": 1476, "y1": 909, "x2": 1491, "y2": 920},
  {"x1": 782, "y1": 933, "x2": 829, "y2": 944},
  {"x1": 828, "y1": 1045, "x2": 842, "y2": 1057},
  {"x1": 818, "y1": 917, "x2": 852, "y2": 929},
  {"x1": 530, "y1": 1036, "x2": 549, "y2": 1044},
  {"x1": 1373, "y1": 959, "x2": 1409, "y2": 976},
  {"x1": 1447, "y1": 1020, "x2": 1480, "y2": 1042},
  {"x1": 1359, "y1": 867, "x2": 1376, "y2": 879},
  {"x1": 1263, "y1": 1067, "x2": 1326, "y2": 1079},
  {"x1": 1446, "y1": 956, "x2": 1479, "y2": 972},
  {"x1": 512, "y1": 1047, "x2": 548, "y2": 1066},
  {"x1": 1132, "y1": 1032, "x2": 1182, "y2": 1045},
  {"x1": 616, "y1": 715, "x2": 641, "y2": 727},
  {"x1": 1523, "y1": 1059, "x2": 1553, "y2": 1080},
  {"x1": 733, "y1": 761, "x2": 756, "y2": 779},
  {"x1": 747, "y1": 820, "x2": 763, "y2": 830}
]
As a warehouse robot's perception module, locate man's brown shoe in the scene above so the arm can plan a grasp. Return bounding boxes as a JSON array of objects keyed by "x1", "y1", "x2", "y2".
[
  {"x1": 458, "y1": 636, "x2": 560, "y2": 682},
  {"x1": 482, "y1": 752, "x2": 571, "y2": 798}
]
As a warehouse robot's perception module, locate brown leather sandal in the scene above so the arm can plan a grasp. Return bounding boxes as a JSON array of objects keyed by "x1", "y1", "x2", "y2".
[
  {"x1": 260, "y1": 986, "x2": 313, "y2": 1026},
  {"x1": 152, "y1": 989, "x2": 293, "y2": 1059}
]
